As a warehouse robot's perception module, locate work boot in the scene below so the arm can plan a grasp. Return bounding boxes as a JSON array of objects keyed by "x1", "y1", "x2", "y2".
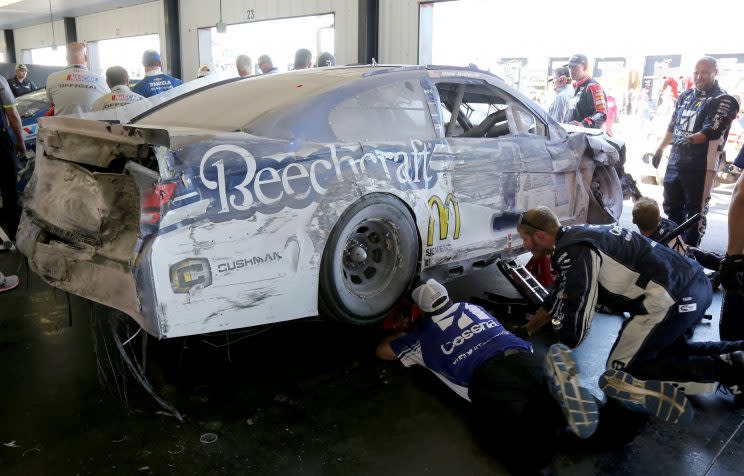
[
  {"x1": 599, "y1": 369, "x2": 694, "y2": 424},
  {"x1": 544, "y1": 344, "x2": 599, "y2": 439},
  {"x1": 719, "y1": 351, "x2": 744, "y2": 407}
]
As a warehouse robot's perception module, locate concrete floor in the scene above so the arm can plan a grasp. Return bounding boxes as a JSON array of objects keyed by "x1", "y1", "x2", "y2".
[{"x1": 1, "y1": 182, "x2": 742, "y2": 475}]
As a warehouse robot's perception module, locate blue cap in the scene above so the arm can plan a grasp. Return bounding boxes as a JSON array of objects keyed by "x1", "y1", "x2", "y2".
[{"x1": 142, "y1": 50, "x2": 161, "y2": 67}]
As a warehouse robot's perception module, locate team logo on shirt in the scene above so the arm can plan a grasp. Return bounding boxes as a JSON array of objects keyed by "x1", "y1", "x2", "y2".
[{"x1": 432, "y1": 312, "x2": 472, "y2": 331}]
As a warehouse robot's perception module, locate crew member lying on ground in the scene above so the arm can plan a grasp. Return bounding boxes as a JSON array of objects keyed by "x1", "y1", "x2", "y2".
[
  {"x1": 519, "y1": 206, "x2": 744, "y2": 405},
  {"x1": 632, "y1": 197, "x2": 723, "y2": 288},
  {"x1": 376, "y1": 279, "x2": 689, "y2": 474}
]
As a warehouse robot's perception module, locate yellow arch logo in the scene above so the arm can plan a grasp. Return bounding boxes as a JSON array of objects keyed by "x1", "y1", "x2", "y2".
[{"x1": 427, "y1": 193, "x2": 461, "y2": 246}]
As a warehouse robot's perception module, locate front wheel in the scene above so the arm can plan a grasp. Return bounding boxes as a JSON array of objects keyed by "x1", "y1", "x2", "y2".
[{"x1": 319, "y1": 194, "x2": 419, "y2": 325}]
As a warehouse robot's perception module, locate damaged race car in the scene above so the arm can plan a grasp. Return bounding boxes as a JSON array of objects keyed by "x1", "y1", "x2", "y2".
[{"x1": 18, "y1": 65, "x2": 627, "y2": 338}]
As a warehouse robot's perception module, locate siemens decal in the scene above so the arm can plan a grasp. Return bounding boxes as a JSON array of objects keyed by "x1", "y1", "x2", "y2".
[{"x1": 195, "y1": 141, "x2": 438, "y2": 217}]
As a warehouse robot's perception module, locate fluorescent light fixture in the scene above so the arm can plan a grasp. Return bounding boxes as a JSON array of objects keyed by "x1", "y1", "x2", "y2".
[{"x1": 0, "y1": 0, "x2": 23, "y2": 8}]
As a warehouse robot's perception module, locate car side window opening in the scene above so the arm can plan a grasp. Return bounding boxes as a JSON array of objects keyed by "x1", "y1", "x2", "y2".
[
  {"x1": 435, "y1": 82, "x2": 546, "y2": 139},
  {"x1": 329, "y1": 79, "x2": 436, "y2": 143}
]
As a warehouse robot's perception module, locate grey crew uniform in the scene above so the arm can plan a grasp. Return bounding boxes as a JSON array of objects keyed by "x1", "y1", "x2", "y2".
[
  {"x1": 46, "y1": 65, "x2": 109, "y2": 115},
  {"x1": 91, "y1": 85, "x2": 145, "y2": 112}
]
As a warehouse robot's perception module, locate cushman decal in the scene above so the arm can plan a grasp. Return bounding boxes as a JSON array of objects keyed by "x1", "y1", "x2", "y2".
[{"x1": 217, "y1": 252, "x2": 283, "y2": 273}]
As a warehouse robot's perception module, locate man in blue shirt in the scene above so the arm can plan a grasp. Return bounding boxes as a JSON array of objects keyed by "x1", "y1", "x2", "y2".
[
  {"x1": 377, "y1": 279, "x2": 677, "y2": 472},
  {"x1": 131, "y1": 50, "x2": 183, "y2": 98}
]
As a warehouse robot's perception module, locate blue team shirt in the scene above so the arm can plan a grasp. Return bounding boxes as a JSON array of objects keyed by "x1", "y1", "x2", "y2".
[
  {"x1": 390, "y1": 302, "x2": 532, "y2": 400},
  {"x1": 131, "y1": 73, "x2": 183, "y2": 98}
]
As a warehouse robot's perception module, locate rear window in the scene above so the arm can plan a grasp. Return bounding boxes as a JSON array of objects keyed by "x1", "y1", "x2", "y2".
[{"x1": 329, "y1": 79, "x2": 435, "y2": 142}]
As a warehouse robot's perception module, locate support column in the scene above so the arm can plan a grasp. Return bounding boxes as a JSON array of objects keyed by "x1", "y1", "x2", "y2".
[
  {"x1": 4, "y1": 30, "x2": 16, "y2": 63},
  {"x1": 163, "y1": 0, "x2": 181, "y2": 78},
  {"x1": 358, "y1": 0, "x2": 379, "y2": 64},
  {"x1": 64, "y1": 17, "x2": 76, "y2": 44}
]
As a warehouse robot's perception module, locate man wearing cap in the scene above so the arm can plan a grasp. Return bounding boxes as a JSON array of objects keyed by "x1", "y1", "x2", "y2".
[
  {"x1": 652, "y1": 56, "x2": 739, "y2": 248},
  {"x1": 8, "y1": 64, "x2": 37, "y2": 98},
  {"x1": 518, "y1": 206, "x2": 744, "y2": 410},
  {"x1": 377, "y1": 278, "x2": 597, "y2": 472},
  {"x1": 564, "y1": 54, "x2": 607, "y2": 129},
  {"x1": 0, "y1": 74, "x2": 25, "y2": 240},
  {"x1": 548, "y1": 66, "x2": 573, "y2": 123},
  {"x1": 46, "y1": 42, "x2": 109, "y2": 115},
  {"x1": 92, "y1": 66, "x2": 144, "y2": 112},
  {"x1": 131, "y1": 50, "x2": 183, "y2": 98},
  {"x1": 316, "y1": 52, "x2": 336, "y2": 68}
]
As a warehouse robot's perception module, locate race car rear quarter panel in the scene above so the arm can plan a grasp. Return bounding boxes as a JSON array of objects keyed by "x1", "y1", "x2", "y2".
[{"x1": 148, "y1": 136, "x2": 455, "y2": 337}]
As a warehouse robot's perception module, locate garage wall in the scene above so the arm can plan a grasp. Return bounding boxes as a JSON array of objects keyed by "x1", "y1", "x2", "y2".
[
  {"x1": 76, "y1": 1, "x2": 168, "y2": 68},
  {"x1": 179, "y1": 0, "x2": 359, "y2": 81},
  {"x1": 13, "y1": 20, "x2": 66, "y2": 61},
  {"x1": 378, "y1": 0, "x2": 419, "y2": 64}
]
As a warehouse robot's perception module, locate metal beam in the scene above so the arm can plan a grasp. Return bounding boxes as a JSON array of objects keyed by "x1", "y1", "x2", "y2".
[
  {"x1": 163, "y1": 0, "x2": 181, "y2": 78},
  {"x1": 357, "y1": 0, "x2": 379, "y2": 64},
  {"x1": 64, "y1": 17, "x2": 76, "y2": 44},
  {"x1": 4, "y1": 30, "x2": 16, "y2": 63}
]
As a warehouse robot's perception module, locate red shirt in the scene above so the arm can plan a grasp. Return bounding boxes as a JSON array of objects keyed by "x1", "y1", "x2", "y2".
[{"x1": 662, "y1": 77, "x2": 679, "y2": 99}]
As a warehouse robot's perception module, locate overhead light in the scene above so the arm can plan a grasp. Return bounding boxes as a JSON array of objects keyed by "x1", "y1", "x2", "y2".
[
  {"x1": 0, "y1": 0, "x2": 23, "y2": 8},
  {"x1": 216, "y1": 0, "x2": 226, "y2": 33}
]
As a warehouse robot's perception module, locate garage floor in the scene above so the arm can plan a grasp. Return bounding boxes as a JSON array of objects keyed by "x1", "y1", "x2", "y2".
[{"x1": 1, "y1": 184, "x2": 742, "y2": 476}]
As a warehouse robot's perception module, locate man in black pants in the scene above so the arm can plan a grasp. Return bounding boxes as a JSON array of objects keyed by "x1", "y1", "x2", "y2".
[
  {"x1": 377, "y1": 279, "x2": 678, "y2": 474},
  {"x1": 520, "y1": 206, "x2": 744, "y2": 406},
  {"x1": 720, "y1": 155, "x2": 744, "y2": 403},
  {"x1": 0, "y1": 75, "x2": 26, "y2": 241},
  {"x1": 652, "y1": 56, "x2": 739, "y2": 247}
]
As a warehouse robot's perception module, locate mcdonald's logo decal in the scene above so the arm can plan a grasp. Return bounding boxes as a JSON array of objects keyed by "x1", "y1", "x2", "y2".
[{"x1": 427, "y1": 193, "x2": 461, "y2": 247}]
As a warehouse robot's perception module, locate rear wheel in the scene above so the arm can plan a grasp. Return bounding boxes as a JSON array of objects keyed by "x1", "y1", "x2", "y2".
[
  {"x1": 587, "y1": 165, "x2": 623, "y2": 224},
  {"x1": 319, "y1": 194, "x2": 418, "y2": 325}
]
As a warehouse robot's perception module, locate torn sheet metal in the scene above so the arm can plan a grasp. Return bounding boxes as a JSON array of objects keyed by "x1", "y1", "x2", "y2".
[{"x1": 19, "y1": 66, "x2": 626, "y2": 338}]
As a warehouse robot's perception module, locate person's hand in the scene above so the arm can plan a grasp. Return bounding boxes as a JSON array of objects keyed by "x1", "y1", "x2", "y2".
[
  {"x1": 672, "y1": 136, "x2": 692, "y2": 148},
  {"x1": 509, "y1": 324, "x2": 530, "y2": 339},
  {"x1": 15, "y1": 141, "x2": 26, "y2": 157},
  {"x1": 720, "y1": 255, "x2": 744, "y2": 296},
  {"x1": 652, "y1": 149, "x2": 663, "y2": 169}
]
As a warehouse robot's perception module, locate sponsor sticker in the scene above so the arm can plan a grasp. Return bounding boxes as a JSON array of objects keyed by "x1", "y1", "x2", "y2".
[
  {"x1": 169, "y1": 258, "x2": 212, "y2": 293},
  {"x1": 678, "y1": 303, "x2": 697, "y2": 313}
]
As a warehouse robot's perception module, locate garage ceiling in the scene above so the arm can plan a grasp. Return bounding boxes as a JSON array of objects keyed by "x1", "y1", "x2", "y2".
[{"x1": 0, "y1": 0, "x2": 155, "y2": 30}]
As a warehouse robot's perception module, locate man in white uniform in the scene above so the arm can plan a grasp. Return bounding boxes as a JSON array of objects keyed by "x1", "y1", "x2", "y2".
[
  {"x1": 46, "y1": 42, "x2": 109, "y2": 115},
  {"x1": 92, "y1": 66, "x2": 144, "y2": 112}
]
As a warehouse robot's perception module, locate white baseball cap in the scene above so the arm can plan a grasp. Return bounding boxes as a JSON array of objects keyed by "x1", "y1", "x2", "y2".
[{"x1": 411, "y1": 279, "x2": 449, "y2": 313}]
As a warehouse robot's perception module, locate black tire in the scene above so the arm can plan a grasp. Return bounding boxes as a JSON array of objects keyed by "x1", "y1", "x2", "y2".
[
  {"x1": 587, "y1": 165, "x2": 623, "y2": 224},
  {"x1": 319, "y1": 194, "x2": 419, "y2": 325}
]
